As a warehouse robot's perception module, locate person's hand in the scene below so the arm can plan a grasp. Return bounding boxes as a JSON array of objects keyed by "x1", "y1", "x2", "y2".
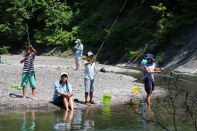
[{"x1": 67, "y1": 93, "x2": 73, "y2": 97}]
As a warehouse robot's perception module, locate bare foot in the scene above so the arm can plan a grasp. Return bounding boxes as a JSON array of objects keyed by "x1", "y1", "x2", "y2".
[
  {"x1": 31, "y1": 96, "x2": 37, "y2": 100},
  {"x1": 22, "y1": 96, "x2": 26, "y2": 99}
]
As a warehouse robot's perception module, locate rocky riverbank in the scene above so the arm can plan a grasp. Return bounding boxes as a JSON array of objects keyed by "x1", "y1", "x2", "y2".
[{"x1": 0, "y1": 55, "x2": 166, "y2": 112}]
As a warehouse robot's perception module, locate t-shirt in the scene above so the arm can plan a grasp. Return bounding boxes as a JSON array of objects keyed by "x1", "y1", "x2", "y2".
[
  {"x1": 23, "y1": 53, "x2": 35, "y2": 73},
  {"x1": 144, "y1": 63, "x2": 156, "y2": 81},
  {"x1": 53, "y1": 81, "x2": 73, "y2": 100},
  {"x1": 84, "y1": 61, "x2": 95, "y2": 80},
  {"x1": 75, "y1": 43, "x2": 83, "y2": 57}
]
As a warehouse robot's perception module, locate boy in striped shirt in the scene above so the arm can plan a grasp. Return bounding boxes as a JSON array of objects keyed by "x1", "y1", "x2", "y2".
[{"x1": 20, "y1": 44, "x2": 37, "y2": 99}]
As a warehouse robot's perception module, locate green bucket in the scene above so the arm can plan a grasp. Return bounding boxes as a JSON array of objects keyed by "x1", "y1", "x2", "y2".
[{"x1": 103, "y1": 94, "x2": 112, "y2": 105}]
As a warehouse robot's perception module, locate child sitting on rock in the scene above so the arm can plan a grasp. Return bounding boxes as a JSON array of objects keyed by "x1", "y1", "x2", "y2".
[{"x1": 53, "y1": 72, "x2": 74, "y2": 110}]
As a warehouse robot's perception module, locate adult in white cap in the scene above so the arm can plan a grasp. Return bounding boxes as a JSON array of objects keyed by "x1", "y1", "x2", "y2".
[
  {"x1": 84, "y1": 51, "x2": 96, "y2": 104},
  {"x1": 74, "y1": 39, "x2": 83, "y2": 70},
  {"x1": 53, "y1": 72, "x2": 74, "y2": 110}
]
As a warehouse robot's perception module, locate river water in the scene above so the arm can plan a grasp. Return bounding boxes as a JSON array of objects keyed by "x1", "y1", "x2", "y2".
[
  {"x1": 0, "y1": 71, "x2": 196, "y2": 131},
  {"x1": 0, "y1": 102, "x2": 196, "y2": 131}
]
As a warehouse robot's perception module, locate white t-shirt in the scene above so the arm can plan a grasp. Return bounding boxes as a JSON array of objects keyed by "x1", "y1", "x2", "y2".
[
  {"x1": 84, "y1": 61, "x2": 95, "y2": 80},
  {"x1": 144, "y1": 63, "x2": 156, "y2": 81}
]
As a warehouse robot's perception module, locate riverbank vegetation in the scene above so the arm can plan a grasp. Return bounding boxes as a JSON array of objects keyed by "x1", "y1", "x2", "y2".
[{"x1": 0, "y1": 0, "x2": 197, "y2": 63}]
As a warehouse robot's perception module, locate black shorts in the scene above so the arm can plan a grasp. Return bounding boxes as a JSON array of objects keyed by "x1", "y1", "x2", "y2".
[
  {"x1": 144, "y1": 77, "x2": 154, "y2": 95},
  {"x1": 53, "y1": 96, "x2": 64, "y2": 107}
]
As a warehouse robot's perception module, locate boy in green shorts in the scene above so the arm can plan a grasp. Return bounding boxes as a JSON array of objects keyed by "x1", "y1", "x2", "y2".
[{"x1": 20, "y1": 44, "x2": 37, "y2": 99}]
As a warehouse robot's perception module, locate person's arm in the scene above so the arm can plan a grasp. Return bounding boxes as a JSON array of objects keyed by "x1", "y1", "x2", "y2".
[
  {"x1": 74, "y1": 44, "x2": 80, "y2": 50},
  {"x1": 74, "y1": 44, "x2": 83, "y2": 51},
  {"x1": 85, "y1": 60, "x2": 93, "y2": 66},
  {"x1": 29, "y1": 44, "x2": 37, "y2": 54},
  {"x1": 145, "y1": 67, "x2": 161, "y2": 74},
  {"x1": 154, "y1": 67, "x2": 165, "y2": 72},
  {"x1": 20, "y1": 58, "x2": 26, "y2": 63},
  {"x1": 20, "y1": 56, "x2": 28, "y2": 63},
  {"x1": 55, "y1": 88, "x2": 73, "y2": 97}
]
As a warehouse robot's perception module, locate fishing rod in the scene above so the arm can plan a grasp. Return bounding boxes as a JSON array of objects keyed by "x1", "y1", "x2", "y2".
[
  {"x1": 95, "y1": 0, "x2": 128, "y2": 60},
  {"x1": 26, "y1": 23, "x2": 31, "y2": 46}
]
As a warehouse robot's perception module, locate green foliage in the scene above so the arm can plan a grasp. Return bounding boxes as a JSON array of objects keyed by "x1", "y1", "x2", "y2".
[
  {"x1": 0, "y1": 24, "x2": 11, "y2": 32},
  {"x1": 156, "y1": 52, "x2": 166, "y2": 64},
  {"x1": 151, "y1": 3, "x2": 166, "y2": 17},
  {"x1": 0, "y1": 0, "x2": 197, "y2": 63},
  {"x1": 175, "y1": 41, "x2": 186, "y2": 47},
  {"x1": 61, "y1": 49, "x2": 73, "y2": 58},
  {"x1": 0, "y1": 46, "x2": 10, "y2": 54},
  {"x1": 129, "y1": 44, "x2": 148, "y2": 58},
  {"x1": 0, "y1": 0, "x2": 74, "y2": 47}
]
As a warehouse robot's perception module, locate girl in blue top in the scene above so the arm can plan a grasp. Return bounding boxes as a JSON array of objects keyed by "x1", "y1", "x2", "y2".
[{"x1": 53, "y1": 72, "x2": 74, "y2": 110}]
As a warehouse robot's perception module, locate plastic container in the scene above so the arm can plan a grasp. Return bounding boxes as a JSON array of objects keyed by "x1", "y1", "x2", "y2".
[
  {"x1": 133, "y1": 86, "x2": 139, "y2": 95},
  {"x1": 103, "y1": 94, "x2": 112, "y2": 105}
]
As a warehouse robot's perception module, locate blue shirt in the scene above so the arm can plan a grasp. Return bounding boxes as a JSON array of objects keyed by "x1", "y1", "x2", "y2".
[
  {"x1": 75, "y1": 43, "x2": 83, "y2": 57},
  {"x1": 53, "y1": 81, "x2": 72, "y2": 100}
]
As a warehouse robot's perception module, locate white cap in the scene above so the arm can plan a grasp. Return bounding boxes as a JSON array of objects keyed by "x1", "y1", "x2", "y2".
[
  {"x1": 87, "y1": 51, "x2": 94, "y2": 56},
  {"x1": 61, "y1": 72, "x2": 68, "y2": 77},
  {"x1": 75, "y1": 39, "x2": 81, "y2": 44}
]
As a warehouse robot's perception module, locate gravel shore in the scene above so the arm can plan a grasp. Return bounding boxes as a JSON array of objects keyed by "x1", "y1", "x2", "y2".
[{"x1": 0, "y1": 55, "x2": 166, "y2": 112}]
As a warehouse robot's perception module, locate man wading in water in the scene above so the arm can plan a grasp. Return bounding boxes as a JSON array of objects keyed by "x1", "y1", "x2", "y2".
[{"x1": 143, "y1": 54, "x2": 164, "y2": 110}]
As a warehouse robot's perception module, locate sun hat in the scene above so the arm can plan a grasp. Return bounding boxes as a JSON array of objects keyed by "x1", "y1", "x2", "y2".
[
  {"x1": 61, "y1": 72, "x2": 68, "y2": 77},
  {"x1": 87, "y1": 51, "x2": 94, "y2": 56},
  {"x1": 75, "y1": 39, "x2": 81, "y2": 44},
  {"x1": 145, "y1": 53, "x2": 155, "y2": 61}
]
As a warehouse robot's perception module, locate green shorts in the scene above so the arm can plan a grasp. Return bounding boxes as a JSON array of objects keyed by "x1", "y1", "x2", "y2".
[{"x1": 21, "y1": 72, "x2": 36, "y2": 89}]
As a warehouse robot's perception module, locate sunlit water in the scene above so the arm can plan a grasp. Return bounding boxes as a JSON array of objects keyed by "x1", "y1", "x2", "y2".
[
  {"x1": 0, "y1": 102, "x2": 195, "y2": 131},
  {"x1": 0, "y1": 71, "x2": 196, "y2": 131}
]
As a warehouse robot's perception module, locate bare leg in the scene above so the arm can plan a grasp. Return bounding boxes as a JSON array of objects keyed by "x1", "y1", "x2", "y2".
[
  {"x1": 85, "y1": 92, "x2": 88, "y2": 104},
  {"x1": 22, "y1": 87, "x2": 27, "y2": 98},
  {"x1": 69, "y1": 96, "x2": 74, "y2": 110},
  {"x1": 78, "y1": 57, "x2": 81, "y2": 69},
  {"x1": 74, "y1": 56, "x2": 79, "y2": 70},
  {"x1": 63, "y1": 97, "x2": 70, "y2": 111},
  {"x1": 32, "y1": 88, "x2": 36, "y2": 99},
  {"x1": 63, "y1": 111, "x2": 68, "y2": 121},
  {"x1": 67, "y1": 110, "x2": 74, "y2": 122},
  {"x1": 31, "y1": 111, "x2": 35, "y2": 121},
  {"x1": 146, "y1": 94, "x2": 151, "y2": 110},
  {"x1": 89, "y1": 92, "x2": 96, "y2": 104},
  {"x1": 90, "y1": 92, "x2": 93, "y2": 102}
]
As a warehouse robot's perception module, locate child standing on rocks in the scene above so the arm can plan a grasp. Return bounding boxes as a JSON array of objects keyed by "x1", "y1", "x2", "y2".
[
  {"x1": 143, "y1": 54, "x2": 164, "y2": 110},
  {"x1": 74, "y1": 39, "x2": 83, "y2": 70},
  {"x1": 20, "y1": 44, "x2": 37, "y2": 99},
  {"x1": 84, "y1": 51, "x2": 96, "y2": 104}
]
